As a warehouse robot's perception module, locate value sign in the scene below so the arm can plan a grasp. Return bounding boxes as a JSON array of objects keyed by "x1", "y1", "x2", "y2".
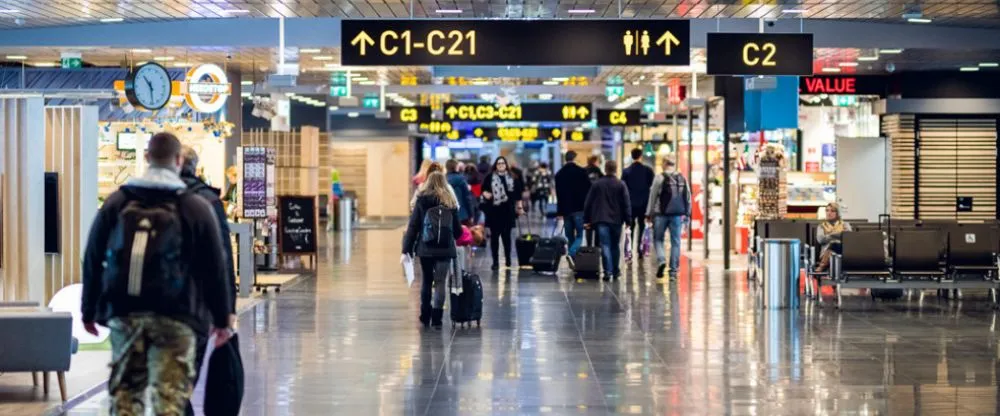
[
  {"x1": 596, "y1": 109, "x2": 642, "y2": 126},
  {"x1": 706, "y1": 33, "x2": 813, "y2": 76},
  {"x1": 443, "y1": 102, "x2": 593, "y2": 122},
  {"x1": 341, "y1": 19, "x2": 689, "y2": 66},
  {"x1": 387, "y1": 106, "x2": 432, "y2": 124}
]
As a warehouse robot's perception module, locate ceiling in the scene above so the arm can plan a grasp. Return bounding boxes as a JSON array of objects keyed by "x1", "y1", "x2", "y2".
[{"x1": 0, "y1": 0, "x2": 999, "y2": 29}]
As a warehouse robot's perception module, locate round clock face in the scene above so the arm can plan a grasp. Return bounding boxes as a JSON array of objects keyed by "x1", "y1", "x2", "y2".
[{"x1": 126, "y1": 63, "x2": 171, "y2": 110}]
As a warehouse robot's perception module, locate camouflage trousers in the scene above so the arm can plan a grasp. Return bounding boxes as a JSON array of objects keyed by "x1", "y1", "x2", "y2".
[{"x1": 107, "y1": 314, "x2": 197, "y2": 416}]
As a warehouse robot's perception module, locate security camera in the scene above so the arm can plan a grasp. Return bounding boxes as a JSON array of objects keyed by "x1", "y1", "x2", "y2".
[
  {"x1": 766, "y1": 20, "x2": 776, "y2": 27},
  {"x1": 885, "y1": 62, "x2": 896, "y2": 73}
]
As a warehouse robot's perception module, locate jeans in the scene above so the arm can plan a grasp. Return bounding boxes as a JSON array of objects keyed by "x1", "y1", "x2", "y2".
[
  {"x1": 420, "y1": 257, "x2": 450, "y2": 318},
  {"x1": 596, "y1": 223, "x2": 623, "y2": 277},
  {"x1": 654, "y1": 215, "x2": 685, "y2": 275},
  {"x1": 627, "y1": 213, "x2": 646, "y2": 256},
  {"x1": 563, "y1": 212, "x2": 585, "y2": 257}
]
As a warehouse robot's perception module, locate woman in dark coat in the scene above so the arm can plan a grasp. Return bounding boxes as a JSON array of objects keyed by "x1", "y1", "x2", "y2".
[
  {"x1": 402, "y1": 172, "x2": 462, "y2": 328},
  {"x1": 480, "y1": 156, "x2": 524, "y2": 270}
]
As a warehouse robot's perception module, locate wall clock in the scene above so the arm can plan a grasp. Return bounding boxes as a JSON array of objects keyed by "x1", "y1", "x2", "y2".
[{"x1": 124, "y1": 63, "x2": 172, "y2": 111}]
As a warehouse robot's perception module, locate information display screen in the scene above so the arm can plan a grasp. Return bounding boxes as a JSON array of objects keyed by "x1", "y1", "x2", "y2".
[
  {"x1": 596, "y1": 109, "x2": 642, "y2": 126},
  {"x1": 387, "y1": 105, "x2": 432, "y2": 124},
  {"x1": 443, "y1": 103, "x2": 593, "y2": 122},
  {"x1": 342, "y1": 19, "x2": 690, "y2": 66},
  {"x1": 706, "y1": 33, "x2": 813, "y2": 76}
]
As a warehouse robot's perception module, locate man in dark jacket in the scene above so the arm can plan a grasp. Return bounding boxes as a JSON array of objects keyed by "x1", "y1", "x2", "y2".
[
  {"x1": 621, "y1": 148, "x2": 655, "y2": 258},
  {"x1": 583, "y1": 160, "x2": 632, "y2": 280},
  {"x1": 646, "y1": 156, "x2": 691, "y2": 279},
  {"x1": 445, "y1": 159, "x2": 475, "y2": 224},
  {"x1": 555, "y1": 150, "x2": 591, "y2": 261},
  {"x1": 82, "y1": 132, "x2": 233, "y2": 415}
]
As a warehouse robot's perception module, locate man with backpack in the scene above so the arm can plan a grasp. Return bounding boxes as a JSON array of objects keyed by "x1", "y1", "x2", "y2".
[
  {"x1": 82, "y1": 132, "x2": 234, "y2": 415},
  {"x1": 646, "y1": 156, "x2": 691, "y2": 279}
]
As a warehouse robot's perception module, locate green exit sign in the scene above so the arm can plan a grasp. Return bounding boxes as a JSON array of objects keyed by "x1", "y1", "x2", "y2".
[
  {"x1": 330, "y1": 86, "x2": 349, "y2": 97},
  {"x1": 362, "y1": 94, "x2": 380, "y2": 109},
  {"x1": 60, "y1": 57, "x2": 82, "y2": 69}
]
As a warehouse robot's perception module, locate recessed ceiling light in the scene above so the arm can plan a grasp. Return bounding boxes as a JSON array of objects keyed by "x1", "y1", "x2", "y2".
[
  {"x1": 5, "y1": 55, "x2": 27, "y2": 60},
  {"x1": 838, "y1": 62, "x2": 859, "y2": 67},
  {"x1": 219, "y1": 9, "x2": 250, "y2": 14},
  {"x1": 978, "y1": 62, "x2": 999, "y2": 67},
  {"x1": 538, "y1": 93, "x2": 553, "y2": 100},
  {"x1": 153, "y1": 56, "x2": 174, "y2": 61},
  {"x1": 240, "y1": 92, "x2": 252, "y2": 97},
  {"x1": 172, "y1": 62, "x2": 191, "y2": 67},
  {"x1": 857, "y1": 55, "x2": 879, "y2": 61},
  {"x1": 300, "y1": 48, "x2": 322, "y2": 54},
  {"x1": 100, "y1": 17, "x2": 124, "y2": 23},
  {"x1": 568, "y1": 9, "x2": 596, "y2": 13},
  {"x1": 131, "y1": 48, "x2": 151, "y2": 53},
  {"x1": 781, "y1": 9, "x2": 806, "y2": 14},
  {"x1": 241, "y1": 80, "x2": 253, "y2": 85},
  {"x1": 879, "y1": 49, "x2": 904, "y2": 54},
  {"x1": 33, "y1": 62, "x2": 57, "y2": 67},
  {"x1": 542, "y1": 80, "x2": 559, "y2": 85},
  {"x1": 552, "y1": 77, "x2": 569, "y2": 82},
  {"x1": 329, "y1": 106, "x2": 339, "y2": 111},
  {"x1": 435, "y1": 9, "x2": 463, "y2": 13},
  {"x1": 821, "y1": 67, "x2": 842, "y2": 73},
  {"x1": 347, "y1": 112, "x2": 360, "y2": 118},
  {"x1": 0, "y1": 9, "x2": 19, "y2": 13},
  {"x1": 471, "y1": 80, "x2": 489, "y2": 86},
  {"x1": 960, "y1": 66, "x2": 980, "y2": 72},
  {"x1": 313, "y1": 56, "x2": 334, "y2": 61},
  {"x1": 359, "y1": 80, "x2": 376, "y2": 85},
  {"x1": 907, "y1": 17, "x2": 932, "y2": 23}
]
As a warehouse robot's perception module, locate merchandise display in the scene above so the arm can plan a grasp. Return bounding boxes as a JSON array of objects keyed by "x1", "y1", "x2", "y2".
[{"x1": 753, "y1": 143, "x2": 788, "y2": 220}]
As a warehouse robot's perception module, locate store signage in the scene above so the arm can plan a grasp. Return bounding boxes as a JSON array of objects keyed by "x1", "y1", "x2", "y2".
[
  {"x1": 277, "y1": 196, "x2": 317, "y2": 254},
  {"x1": 596, "y1": 109, "x2": 641, "y2": 126},
  {"x1": 443, "y1": 102, "x2": 592, "y2": 122},
  {"x1": 667, "y1": 78, "x2": 685, "y2": 105},
  {"x1": 184, "y1": 64, "x2": 232, "y2": 113},
  {"x1": 341, "y1": 19, "x2": 690, "y2": 66},
  {"x1": 798, "y1": 75, "x2": 887, "y2": 96},
  {"x1": 387, "y1": 105, "x2": 432, "y2": 124},
  {"x1": 706, "y1": 33, "x2": 813, "y2": 76}
]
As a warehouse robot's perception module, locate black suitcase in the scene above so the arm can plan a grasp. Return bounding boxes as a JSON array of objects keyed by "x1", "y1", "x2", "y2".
[
  {"x1": 574, "y1": 247, "x2": 602, "y2": 279},
  {"x1": 515, "y1": 220, "x2": 539, "y2": 267},
  {"x1": 531, "y1": 221, "x2": 567, "y2": 273},
  {"x1": 451, "y1": 272, "x2": 483, "y2": 327},
  {"x1": 203, "y1": 334, "x2": 245, "y2": 416}
]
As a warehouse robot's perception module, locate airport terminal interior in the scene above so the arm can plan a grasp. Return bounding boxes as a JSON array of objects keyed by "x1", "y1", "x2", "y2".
[{"x1": 3, "y1": 1, "x2": 1000, "y2": 415}]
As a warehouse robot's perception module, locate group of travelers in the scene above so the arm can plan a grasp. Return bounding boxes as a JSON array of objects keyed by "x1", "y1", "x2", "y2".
[
  {"x1": 402, "y1": 148, "x2": 692, "y2": 326},
  {"x1": 82, "y1": 132, "x2": 242, "y2": 415}
]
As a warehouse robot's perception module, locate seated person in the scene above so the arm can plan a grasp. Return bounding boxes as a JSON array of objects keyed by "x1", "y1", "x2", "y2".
[{"x1": 814, "y1": 203, "x2": 852, "y2": 272}]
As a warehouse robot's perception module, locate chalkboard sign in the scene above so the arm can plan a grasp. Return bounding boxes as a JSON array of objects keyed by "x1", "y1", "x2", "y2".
[{"x1": 278, "y1": 196, "x2": 317, "y2": 254}]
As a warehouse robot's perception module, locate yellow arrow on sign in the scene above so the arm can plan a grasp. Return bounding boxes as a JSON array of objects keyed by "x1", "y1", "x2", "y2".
[
  {"x1": 577, "y1": 106, "x2": 590, "y2": 119},
  {"x1": 446, "y1": 106, "x2": 459, "y2": 119},
  {"x1": 656, "y1": 31, "x2": 680, "y2": 56},
  {"x1": 351, "y1": 31, "x2": 375, "y2": 56}
]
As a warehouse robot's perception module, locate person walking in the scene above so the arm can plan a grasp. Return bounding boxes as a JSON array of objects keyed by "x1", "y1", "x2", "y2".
[
  {"x1": 621, "y1": 148, "x2": 655, "y2": 258},
  {"x1": 82, "y1": 132, "x2": 233, "y2": 416},
  {"x1": 480, "y1": 156, "x2": 524, "y2": 271},
  {"x1": 476, "y1": 155, "x2": 491, "y2": 178},
  {"x1": 413, "y1": 159, "x2": 433, "y2": 188},
  {"x1": 583, "y1": 155, "x2": 603, "y2": 246},
  {"x1": 646, "y1": 156, "x2": 691, "y2": 279},
  {"x1": 583, "y1": 160, "x2": 632, "y2": 280},
  {"x1": 402, "y1": 172, "x2": 463, "y2": 328},
  {"x1": 530, "y1": 162, "x2": 553, "y2": 217},
  {"x1": 446, "y1": 159, "x2": 475, "y2": 225},
  {"x1": 554, "y1": 150, "x2": 591, "y2": 266}
]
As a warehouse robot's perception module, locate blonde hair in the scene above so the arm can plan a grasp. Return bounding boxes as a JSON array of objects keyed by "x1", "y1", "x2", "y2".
[
  {"x1": 421, "y1": 172, "x2": 458, "y2": 209},
  {"x1": 415, "y1": 159, "x2": 433, "y2": 182}
]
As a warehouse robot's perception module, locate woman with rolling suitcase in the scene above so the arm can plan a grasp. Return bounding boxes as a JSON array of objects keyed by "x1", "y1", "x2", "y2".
[{"x1": 402, "y1": 172, "x2": 463, "y2": 328}]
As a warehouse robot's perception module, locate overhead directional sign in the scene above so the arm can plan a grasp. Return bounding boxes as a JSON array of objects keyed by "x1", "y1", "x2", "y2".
[
  {"x1": 706, "y1": 33, "x2": 814, "y2": 76},
  {"x1": 596, "y1": 109, "x2": 642, "y2": 127},
  {"x1": 387, "y1": 105, "x2": 432, "y2": 124},
  {"x1": 449, "y1": 126, "x2": 588, "y2": 142},
  {"x1": 443, "y1": 103, "x2": 593, "y2": 122},
  {"x1": 341, "y1": 20, "x2": 690, "y2": 66},
  {"x1": 417, "y1": 121, "x2": 453, "y2": 134}
]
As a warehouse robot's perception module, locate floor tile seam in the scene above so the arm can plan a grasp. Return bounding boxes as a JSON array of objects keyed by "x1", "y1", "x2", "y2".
[
  {"x1": 560, "y1": 287, "x2": 612, "y2": 413},
  {"x1": 600, "y1": 276, "x2": 682, "y2": 371},
  {"x1": 421, "y1": 329, "x2": 457, "y2": 416}
]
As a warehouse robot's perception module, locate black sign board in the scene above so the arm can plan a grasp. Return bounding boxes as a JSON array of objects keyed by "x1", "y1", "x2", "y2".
[
  {"x1": 446, "y1": 126, "x2": 588, "y2": 142},
  {"x1": 341, "y1": 19, "x2": 690, "y2": 66},
  {"x1": 278, "y1": 195, "x2": 317, "y2": 254},
  {"x1": 706, "y1": 33, "x2": 813, "y2": 76},
  {"x1": 443, "y1": 103, "x2": 593, "y2": 122},
  {"x1": 417, "y1": 121, "x2": 454, "y2": 134},
  {"x1": 596, "y1": 109, "x2": 642, "y2": 127},
  {"x1": 387, "y1": 105, "x2": 432, "y2": 124},
  {"x1": 957, "y1": 196, "x2": 973, "y2": 212}
]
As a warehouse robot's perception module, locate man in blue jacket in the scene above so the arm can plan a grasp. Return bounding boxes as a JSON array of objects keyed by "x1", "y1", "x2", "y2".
[
  {"x1": 446, "y1": 159, "x2": 475, "y2": 224},
  {"x1": 620, "y1": 148, "x2": 654, "y2": 258}
]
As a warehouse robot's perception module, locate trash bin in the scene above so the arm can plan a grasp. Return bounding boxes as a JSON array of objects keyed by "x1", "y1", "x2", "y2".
[
  {"x1": 338, "y1": 197, "x2": 354, "y2": 231},
  {"x1": 761, "y1": 238, "x2": 801, "y2": 309}
]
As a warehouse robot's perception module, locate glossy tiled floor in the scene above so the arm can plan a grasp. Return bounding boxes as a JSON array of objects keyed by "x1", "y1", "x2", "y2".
[{"x1": 70, "y1": 226, "x2": 1000, "y2": 415}]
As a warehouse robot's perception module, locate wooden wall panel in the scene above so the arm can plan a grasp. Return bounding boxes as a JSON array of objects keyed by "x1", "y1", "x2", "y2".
[
  {"x1": 884, "y1": 115, "x2": 916, "y2": 219},
  {"x1": 43, "y1": 106, "x2": 98, "y2": 301},
  {"x1": 0, "y1": 98, "x2": 46, "y2": 302},
  {"x1": 917, "y1": 118, "x2": 997, "y2": 221}
]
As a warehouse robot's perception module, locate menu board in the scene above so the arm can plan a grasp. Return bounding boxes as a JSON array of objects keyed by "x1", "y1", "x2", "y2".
[
  {"x1": 242, "y1": 147, "x2": 268, "y2": 218},
  {"x1": 278, "y1": 196, "x2": 317, "y2": 254}
]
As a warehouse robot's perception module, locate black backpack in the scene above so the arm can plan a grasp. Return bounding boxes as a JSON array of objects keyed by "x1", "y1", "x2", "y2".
[
  {"x1": 658, "y1": 173, "x2": 686, "y2": 215},
  {"x1": 421, "y1": 205, "x2": 454, "y2": 247},
  {"x1": 102, "y1": 189, "x2": 189, "y2": 312}
]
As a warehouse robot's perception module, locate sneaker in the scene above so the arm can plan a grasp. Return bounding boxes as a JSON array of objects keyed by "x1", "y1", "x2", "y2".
[
  {"x1": 566, "y1": 255, "x2": 576, "y2": 270},
  {"x1": 656, "y1": 263, "x2": 666, "y2": 278}
]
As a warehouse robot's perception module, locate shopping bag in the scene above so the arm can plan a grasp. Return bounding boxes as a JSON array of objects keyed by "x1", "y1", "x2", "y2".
[
  {"x1": 641, "y1": 227, "x2": 652, "y2": 257},
  {"x1": 401, "y1": 254, "x2": 416, "y2": 287},
  {"x1": 624, "y1": 232, "x2": 633, "y2": 262}
]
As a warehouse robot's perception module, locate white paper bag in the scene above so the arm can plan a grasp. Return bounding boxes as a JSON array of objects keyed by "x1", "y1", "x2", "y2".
[{"x1": 401, "y1": 254, "x2": 416, "y2": 287}]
